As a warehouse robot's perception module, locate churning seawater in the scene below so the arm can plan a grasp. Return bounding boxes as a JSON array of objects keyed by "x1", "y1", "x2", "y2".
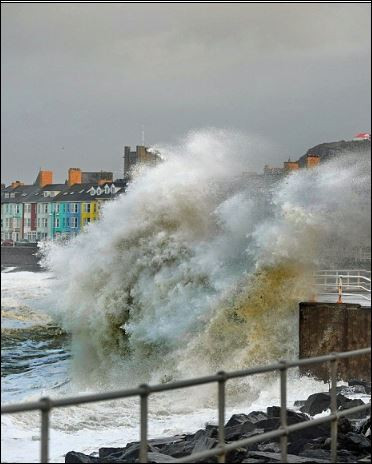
[{"x1": 2, "y1": 130, "x2": 370, "y2": 462}]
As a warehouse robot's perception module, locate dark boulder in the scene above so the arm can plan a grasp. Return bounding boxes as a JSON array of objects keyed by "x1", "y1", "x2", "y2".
[
  {"x1": 357, "y1": 416, "x2": 371, "y2": 437},
  {"x1": 141, "y1": 452, "x2": 180, "y2": 463},
  {"x1": 338, "y1": 398, "x2": 368, "y2": 419},
  {"x1": 148, "y1": 435, "x2": 187, "y2": 448},
  {"x1": 225, "y1": 414, "x2": 251, "y2": 428},
  {"x1": 225, "y1": 447, "x2": 250, "y2": 463},
  {"x1": 99, "y1": 447, "x2": 127, "y2": 459},
  {"x1": 336, "y1": 385, "x2": 367, "y2": 395},
  {"x1": 224, "y1": 421, "x2": 257, "y2": 441},
  {"x1": 65, "y1": 452, "x2": 102, "y2": 463},
  {"x1": 299, "y1": 449, "x2": 360, "y2": 463},
  {"x1": 348, "y1": 380, "x2": 371, "y2": 395},
  {"x1": 246, "y1": 411, "x2": 268, "y2": 423},
  {"x1": 300, "y1": 392, "x2": 366, "y2": 417},
  {"x1": 160, "y1": 429, "x2": 214, "y2": 459},
  {"x1": 116, "y1": 443, "x2": 160, "y2": 463},
  {"x1": 300, "y1": 392, "x2": 331, "y2": 416},
  {"x1": 266, "y1": 407, "x2": 309, "y2": 422},
  {"x1": 294, "y1": 400, "x2": 306, "y2": 408},
  {"x1": 257, "y1": 442, "x2": 281, "y2": 453},
  {"x1": 339, "y1": 432, "x2": 371, "y2": 453},
  {"x1": 244, "y1": 450, "x2": 329, "y2": 462}
]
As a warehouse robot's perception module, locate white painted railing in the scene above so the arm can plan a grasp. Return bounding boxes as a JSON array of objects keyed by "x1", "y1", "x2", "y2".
[{"x1": 313, "y1": 270, "x2": 371, "y2": 304}]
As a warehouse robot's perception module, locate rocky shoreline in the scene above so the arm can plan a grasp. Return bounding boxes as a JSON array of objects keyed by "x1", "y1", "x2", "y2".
[{"x1": 65, "y1": 380, "x2": 371, "y2": 463}]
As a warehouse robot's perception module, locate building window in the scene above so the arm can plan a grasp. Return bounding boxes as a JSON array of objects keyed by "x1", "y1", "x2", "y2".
[
  {"x1": 84, "y1": 203, "x2": 91, "y2": 213},
  {"x1": 54, "y1": 217, "x2": 60, "y2": 228},
  {"x1": 55, "y1": 204, "x2": 60, "y2": 213},
  {"x1": 43, "y1": 203, "x2": 48, "y2": 213},
  {"x1": 15, "y1": 205, "x2": 21, "y2": 214},
  {"x1": 37, "y1": 218, "x2": 41, "y2": 228},
  {"x1": 71, "y1": 217, "x2": 78, "y2": 228},
  {"x1": 42, "y1": 218, "x2": 48, "y2": 228}
]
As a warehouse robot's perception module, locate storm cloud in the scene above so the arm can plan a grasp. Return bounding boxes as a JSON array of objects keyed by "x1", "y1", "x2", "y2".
[{"x1": 1, "y1": 3, "x2": 370, "y2": 184}]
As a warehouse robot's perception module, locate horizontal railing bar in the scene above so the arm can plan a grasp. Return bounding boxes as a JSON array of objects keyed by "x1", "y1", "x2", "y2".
[
  {"x1": 2, "y1": 348, "x2": 370, "y2": 415},
  {"x1": 171, "y1": 404, "x2": 371, "y2": 463},
  {"x1": 316, "y1": 293, "x2": 371, "y2": 301}
]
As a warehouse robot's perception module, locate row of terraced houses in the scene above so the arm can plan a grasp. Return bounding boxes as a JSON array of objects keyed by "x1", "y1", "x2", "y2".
[
  {"x1": 1, "y1": 168, "x2": 126, "y2": 242},
  {"x1": 1, "y1": 144, "x2": 162, "y2": 243}
]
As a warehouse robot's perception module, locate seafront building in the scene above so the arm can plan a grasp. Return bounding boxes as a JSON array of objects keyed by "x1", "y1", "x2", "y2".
[{"x1": 1, "y1": 168, "x2": 126, "y2": 242}]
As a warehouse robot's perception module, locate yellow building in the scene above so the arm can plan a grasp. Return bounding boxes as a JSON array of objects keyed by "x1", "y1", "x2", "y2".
[{"x1": 81, "y1": 200, "x2": 98, "y2": 227}]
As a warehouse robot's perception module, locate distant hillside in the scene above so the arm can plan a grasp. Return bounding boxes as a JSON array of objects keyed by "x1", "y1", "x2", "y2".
[{"x1": 297, "y1": 139, "x2": 370, "y2": 166}]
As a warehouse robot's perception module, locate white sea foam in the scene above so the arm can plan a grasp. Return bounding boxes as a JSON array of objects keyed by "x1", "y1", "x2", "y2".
[{"x1": 2, "y1": 129, "x2": 370, "y2": 463}]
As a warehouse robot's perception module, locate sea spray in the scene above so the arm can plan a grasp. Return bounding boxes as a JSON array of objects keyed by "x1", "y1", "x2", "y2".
[{"x1": 39, "y1": 129, "x2": 371, "y2": 392}]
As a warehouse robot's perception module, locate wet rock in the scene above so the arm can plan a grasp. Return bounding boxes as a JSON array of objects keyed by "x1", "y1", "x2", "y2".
[
  {"x1": 358, "y1": 416, "x2": 371, "y2": 437},
  {"x1": 246, "y1": 411, "x2": 268, "y2": 423},
  {"x1": 300, "y1": 392, "x2": 366, "y2": 417},
  {"x1": 225, "y1": 447, "x2": 249, "y2": 463},
  {"x1": 338, "y1": 416, "x2": 353, "y2": 434},
  {"x1": 99, "y1": 447, "x2": 126, "y2": 459},
  {"x1": 300, "y1": 392, "x2": 331, "y2": 416},
  {"x1": 339, "y1": 431, "x2": 371, "y2": 453},
  {"x1": 266, "y1": 407, "x2": 309, "y2": 422},
  {"x1": 339, "y1": 398, "x2": 368, "y2": 419},
  {"x1": 191, "y1": 434, "x2": 218, "y2": 454},
  {"x1": 148, "y1": 435, "x2": 187, "y2": 448},
  {"x1": 225, "y1": 421, "x2": 257, "y2": 441},
  {"x1": 294, "y1": 400, "x2": 306, "y2": 408},
  {"x1": 257, "y1": 442, "x2": 281, "y2": 453},
  {"x1": 287, "y1": 438, "x2": 313, "y2": 455},
  {"x1": 205, "y1": 425, "x2": 218, "y2": 438},
  {"x1": 160, "y1": 430, "x2": 211, "y2": 458},
  {"x1": 348, "y1": 380, "x2": 371, "y2": 395},
  {"x1": 358, "y1": 455, "x2": 372, "y2": 463},
  {"x1": 336, "y1": 385, "x2": 367, "y2": 395},
  {"x1": 65, "y1": 452, "x2": 101, "y2": 463},
  {"x1": 141, "y1": 452, "x2": 179, "y2": 463},
  {"x1": 244, "y1": 451, "x2": 329, "y2": 462},
  {"x1": 117, "y1": 443, "x2": 160, "y2": 463},
  {"x1": 299, "y1": 449, "x2": 359, "y2": 463},
  {"x1": 225, "y1": 414, "x2": 252, "y2": 428}
]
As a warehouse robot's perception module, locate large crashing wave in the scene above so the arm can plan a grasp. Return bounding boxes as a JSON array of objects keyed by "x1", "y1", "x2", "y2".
[{"x1": 40, "y1": 129, "x2": 371, "y2": 389}]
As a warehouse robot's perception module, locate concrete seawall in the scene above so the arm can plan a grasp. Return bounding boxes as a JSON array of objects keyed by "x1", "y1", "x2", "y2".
[
  {"x1": 299, "y1": 302, "x2": 371, "y2": 382},
  {"x1": 1, "y1": 246, "x2": 42, "y2": 272}
]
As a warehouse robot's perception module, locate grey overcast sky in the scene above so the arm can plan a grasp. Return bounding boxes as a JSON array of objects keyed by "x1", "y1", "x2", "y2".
[{"x1": 1, "y1": 3, "x2": 371, "y2": 185}]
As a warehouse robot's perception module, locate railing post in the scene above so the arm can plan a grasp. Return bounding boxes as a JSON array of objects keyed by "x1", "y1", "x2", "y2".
[
  {"x1": 217, "y1": 371, "x2": 227, "y2": 464},
  {"x1": 330, "y1": 355, "x2": 338, "y2": 463},
  {"x1": 279, "y1": 361, "x2": 288, "y2": 464},
  {"x1": 337, "y1": 276, "x2": 343, "y2": 304},
  {"x1": 139, "y1": 384, "x2": 149, "y2": 464},
  {"x1": 40, "y1": 397, "x2": 51, "y2": 463}
]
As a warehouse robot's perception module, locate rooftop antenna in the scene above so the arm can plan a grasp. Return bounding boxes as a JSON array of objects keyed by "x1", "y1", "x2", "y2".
[{"x1": 141, "y1": 124, "x2": 145, "y2": 146}]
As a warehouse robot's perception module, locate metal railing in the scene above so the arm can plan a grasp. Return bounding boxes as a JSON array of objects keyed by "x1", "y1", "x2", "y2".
[
  {"x1": 313, "y1": 270, "x2": 371, "y2": 304},
  {"x1": 1, "y1": 348, "x2": 371, "y2": 464}
]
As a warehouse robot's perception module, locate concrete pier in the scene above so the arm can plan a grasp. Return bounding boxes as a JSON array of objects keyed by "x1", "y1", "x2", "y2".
[{"x1": 299, "y1": 302, "x2": 371, "y2": 382}]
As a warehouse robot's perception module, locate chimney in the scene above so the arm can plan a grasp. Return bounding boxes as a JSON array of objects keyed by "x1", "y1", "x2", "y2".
[
  {"x1": 36, "y1": 170, "x2": 53, "y2": 187},
  {"x1": 283, "y1": 161, "x2": 299, "y2": 171},
  {"x1": 68, "y1": 168, "x2": 82, "y2": 186},
  {"x1": 11, "y1": 180, "x2": 24, "y2": 189},
  {"x1": 306, "y1": 154, "x2": 320, "y2": 168}
]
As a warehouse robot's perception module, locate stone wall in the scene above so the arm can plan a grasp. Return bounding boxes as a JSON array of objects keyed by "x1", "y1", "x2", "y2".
[
  {"x1": 299, "y1": 302, "x2": 371, "y2": 382},
  {"x1": 1, "y1": 245, "x2": 42, "y2": 271}
]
